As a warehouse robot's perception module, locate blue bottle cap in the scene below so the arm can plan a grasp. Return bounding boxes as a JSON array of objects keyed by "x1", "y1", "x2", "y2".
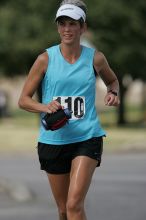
[{"x1": 64, "y1": 108, "x2": 72, "y2": 119}]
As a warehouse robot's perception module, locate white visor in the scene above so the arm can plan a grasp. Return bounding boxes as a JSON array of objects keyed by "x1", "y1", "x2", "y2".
[{"x1": 55, "y1": 4, "x2": 86, "y2": 22}]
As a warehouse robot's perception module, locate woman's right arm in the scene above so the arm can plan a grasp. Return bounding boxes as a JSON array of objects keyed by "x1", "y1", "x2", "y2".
[{"x1": 18, "y1": 52, "x2": 61, "y2": 113}]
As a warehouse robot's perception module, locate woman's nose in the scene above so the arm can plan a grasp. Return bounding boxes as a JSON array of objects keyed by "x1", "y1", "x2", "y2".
[{"x1": 64, "y1": 24, "x2": 70, "y2": 31}]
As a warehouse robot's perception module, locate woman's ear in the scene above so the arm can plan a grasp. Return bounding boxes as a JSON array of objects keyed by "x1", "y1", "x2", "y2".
[
  {"x1": 81, "y1": 23, "x2": 87, "y2": 35},
  {"x1": 57, "y1": 26, "x2": 60, "y2": 34},
  {"x1": 56, "y1": 21, "x2": 60, "y2": 34}
]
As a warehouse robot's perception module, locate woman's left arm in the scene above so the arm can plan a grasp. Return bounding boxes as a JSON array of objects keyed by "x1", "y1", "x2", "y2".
[{"x1": 94, "y1": 51, "x2": 120, "y2": 106}]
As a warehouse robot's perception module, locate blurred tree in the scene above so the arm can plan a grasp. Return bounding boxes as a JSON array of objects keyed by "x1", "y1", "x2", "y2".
[
  {"x1": 86, "y1": 0, "x2": 146, "y2": 124},
  {"x1": 0, "y1": 0, "x2": 60, "y2": 75}
]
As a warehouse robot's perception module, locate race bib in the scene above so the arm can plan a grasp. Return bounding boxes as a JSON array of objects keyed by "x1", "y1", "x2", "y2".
[{"x1": 53, "y1": 96, "x2": 85, "y2": 120}]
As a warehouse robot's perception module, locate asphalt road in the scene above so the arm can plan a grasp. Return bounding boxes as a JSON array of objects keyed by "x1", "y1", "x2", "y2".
[{"x1": 0, "y1": 152, "x2": 146, "y2": 220}]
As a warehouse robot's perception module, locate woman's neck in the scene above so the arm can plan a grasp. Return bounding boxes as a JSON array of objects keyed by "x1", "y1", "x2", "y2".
[{"x1": 60, "y1": 43, "x2": 82, "y2": 64}]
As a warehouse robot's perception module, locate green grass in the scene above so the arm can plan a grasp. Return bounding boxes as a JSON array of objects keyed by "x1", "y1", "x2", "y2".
[
  {"x1": 0, "y1": 110, "x2": 39, "y2": 153},
  {"x1": 0, "y1": 109, "x2": 145, "y2": 154},
  {"x1": 104, "y1": 127, "x2": 146, "y2": 153},
  {"x1": 99, "y1": 105, "x2": 145, "y2": 125}
]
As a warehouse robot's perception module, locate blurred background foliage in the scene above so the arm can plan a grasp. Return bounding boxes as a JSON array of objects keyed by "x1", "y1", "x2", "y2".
[{"x1": 0, "y1": 0, "x2": 146, "y2": 125}]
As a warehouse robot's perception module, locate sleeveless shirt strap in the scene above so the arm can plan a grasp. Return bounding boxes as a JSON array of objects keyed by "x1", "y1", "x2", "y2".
[{"x1": 93, "y1": 65, "x2": 98, "y2": 77}]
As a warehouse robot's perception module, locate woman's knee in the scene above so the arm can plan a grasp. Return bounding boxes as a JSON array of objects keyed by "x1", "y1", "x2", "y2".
[
  {"x1": 66, "y1": 197, "x2": 84, "y2": 214},
  {"x1": 55, "y1": 199, "x2": 67, "y2": 215},
  {"x1": 57, "y1": 203, "x2": 67, "y2": 213}
]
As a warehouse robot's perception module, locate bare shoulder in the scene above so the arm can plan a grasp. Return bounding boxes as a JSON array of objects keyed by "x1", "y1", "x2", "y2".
[
  {"x1": 35, "y1": 51, "x2": 49, "y2": 73},
  {"x1": 37, "y1": 51, "x2": 48, "y2": 62},
  {"x1": 93, "y1": 51, "x2": 107, "y2": 70}
]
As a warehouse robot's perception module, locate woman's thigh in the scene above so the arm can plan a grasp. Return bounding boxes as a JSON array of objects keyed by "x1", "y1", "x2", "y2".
[{"x1": 68, "y1": 156, "x2": 98, "y2": 203}]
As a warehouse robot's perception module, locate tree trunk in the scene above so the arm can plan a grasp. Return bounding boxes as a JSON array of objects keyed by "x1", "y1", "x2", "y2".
[
  {"x1": 117, "y1": 77, "x2": 127, "y2": 125},
  {"x1": 141, "y1": 82, "x2": 146, "y2": 122}
]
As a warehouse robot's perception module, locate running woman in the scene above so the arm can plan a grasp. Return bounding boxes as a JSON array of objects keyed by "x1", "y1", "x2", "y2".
[{"x1": 18, "y1": 0, "x2": 120, "y2": 220}]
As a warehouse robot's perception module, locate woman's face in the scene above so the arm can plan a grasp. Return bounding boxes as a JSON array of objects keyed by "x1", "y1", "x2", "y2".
[{"x1": 57, "y1": 17, "x2": 85, "y2": 45}]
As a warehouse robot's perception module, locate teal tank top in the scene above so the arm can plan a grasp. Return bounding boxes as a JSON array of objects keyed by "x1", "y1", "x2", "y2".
[{"x1": 38, "y1": 45, "x2": 106, "y2": 145}]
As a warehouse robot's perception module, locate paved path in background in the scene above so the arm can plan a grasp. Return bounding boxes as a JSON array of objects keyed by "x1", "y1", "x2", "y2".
[{"x1": 0, "y1": 152, "x2": 146, "y2": 220}]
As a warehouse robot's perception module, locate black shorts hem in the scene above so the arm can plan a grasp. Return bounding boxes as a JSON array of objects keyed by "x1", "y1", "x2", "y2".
[
  {"x1": 72, "y1": 153, "x2": 102, "y2": 167},
  {"x1": 41, "y1": 166, "x2": 71, "y2": 175}
]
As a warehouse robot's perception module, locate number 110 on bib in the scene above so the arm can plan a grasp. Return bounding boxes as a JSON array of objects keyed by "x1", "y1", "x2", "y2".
[{"x1": 53, "y1": 96, "x2": 85, "y2": 120}]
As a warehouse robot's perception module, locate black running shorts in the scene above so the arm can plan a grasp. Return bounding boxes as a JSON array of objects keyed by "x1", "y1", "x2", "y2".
[{"x1": 37, "y1": 136, "x2": 103, "y2": 174}]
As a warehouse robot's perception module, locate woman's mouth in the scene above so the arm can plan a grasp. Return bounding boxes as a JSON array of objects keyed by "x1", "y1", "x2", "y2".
[{"x1": 64, "y1": 34, "x2": 73, "y2": 38}]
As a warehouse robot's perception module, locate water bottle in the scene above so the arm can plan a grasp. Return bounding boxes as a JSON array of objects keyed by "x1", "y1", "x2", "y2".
[{"x1": 41, "y1": 108, "x2": 72, "y2": 130}]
